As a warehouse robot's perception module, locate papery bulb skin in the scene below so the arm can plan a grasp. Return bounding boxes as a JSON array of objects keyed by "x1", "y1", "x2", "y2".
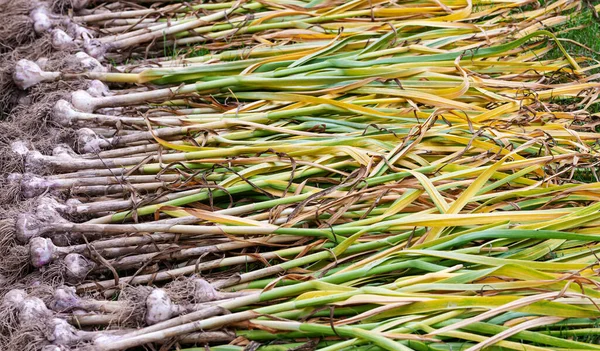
[
  {"x1": 52, "y1": 145, "x2": 78, "y2": 159},
  {"x1": 193, "y1": 278, "x2": 220, "y2": 302},
  {"x1": 64, "y1": 198, "x2": 82, "y2": 216},
  {"x1": 36, "y1": 197, "x2": 70, "y2": 223},
  {"x1": 48, "y1": 318, "x2": 79, "y2": 346},
  {"x1": 64, "y1": 254, "x2": 95, "y2": 283},
  {"x1": 53, "y1": 100, "x2": 78, "y2": 126},
  {"x1": 24, "y1": 150, "x2": 47, "y2": 174},
  {"x1": 18, "y1": 296, "x2": 50, "y2": 325},
  {"x1": 10, "y1": 140, "x2": 30, "y2": 156},
  {"x1": 35, "y1": 57, "x2": 49, "y2": 70},
  {"x1": 72, "y1": 0, "x2": 90, "y2": 10},
  {"x1": 75, "y1": 52, "x2": 106, "y2": 73},
  {"x1": 71, "y1": 90, "x2": 95, "y2": 113},
  {"x1": 87, "y1": 80, "x2": 110, "y2": 97},
  {"x1": 29, "y1": 237, "x2": 56, "y2": 267},
  {"x1": 67, "y1": 22, "x2": 94, "y2": 40},
  {"x1": 49, "y1": 287, "x2": 80, "y2": 312},
  {"x1": 77, "y1": 128, "x2": 108, "y2": 153},
  {"x1": 15, "y1": 213, "x2": 44, "y2": 244},
  {"x1": 30, "y1": 7, "x2": 53, "y2": 34},
  {"x1": 20, "y1": 173, "x2": 56, "y2": 199},
  {"x1": 83, "y1": 37, "x2": 107, "y2": 60},
  {"x1": 145, "y1": 289, "x2": 173, "y2": 325},
  {"x1": 51, "y1": 29, "x2": 77, "y2": 51},
  {"x1": 13, "y1": 60, "x2": 45, "y2": 90},
  {"x1": 2, "y1": 289, "x2": 27, "y2": 307}
]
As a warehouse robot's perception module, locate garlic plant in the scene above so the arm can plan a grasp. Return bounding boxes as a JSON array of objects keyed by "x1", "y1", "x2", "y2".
[{"x1": 2, "y1": 0, "x2": 600, "y2": 350}]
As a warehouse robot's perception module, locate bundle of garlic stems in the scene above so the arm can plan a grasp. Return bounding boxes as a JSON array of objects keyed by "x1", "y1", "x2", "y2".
[{"x1": 2, "y1": 0, "x2": 600, "y2": 350}]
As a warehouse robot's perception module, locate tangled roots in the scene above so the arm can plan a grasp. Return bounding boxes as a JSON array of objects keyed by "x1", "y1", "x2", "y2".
[
  {"x1": 0, "y1": 200, "x2": 38, "y2": 258},
  {"x1": 0, "y1": 0, "x2": 38, "y2": 53},
  {"x1": 27, "y1": 284, "x2": 56, "y2": 308},
  {"x1": 38, "y1": 261, "x2": 68, "y2": 288},
  {"x1": 5, "y1": 323, "x2": 50, "y2": 351},
  {"x1": 0, "y1": 245, "x2": 30, "y2": 287},
  {"x1": 164, "y1": 276, "x2": 195, "y2": 304},
  {"x1": 0, "y1": 15, "x2": 35, "y2": 54},
  {"x1": 0, "y1": 181, "x2": 23, "y2": 206},
  {"x1": 51, "y1": 0, "x2": 83, "y2": 13},
  {"x1": 0, "y1": 299, "x2": 21, "y2": 348},
  {"x1": 0, "y1": 158, "x2": 25, "y2": 205},
  {"x1": 1, "y1": 35, "x2": 89, "y2": 120},
  {"x1": 166, "y1": 276, "x2": 223, "y2": 304},
  {"x1": 0, "y1": 35, "x2": 54, "y2": 119},
  {"x1": 0, "y1": 217, "x2": 17, "y2": 254},
  {"x1": 0, "y1": 55, "x2": 27, "y2": 119},
  {"x1": 116, "y1": 285, "x2": 153, "y2": 327},
  {"x1": 0, "y1": 0, "x2": 38, "y2": 15},
  {"x1": 5, "y1": 80, "x2": 84, "y2": 158}
]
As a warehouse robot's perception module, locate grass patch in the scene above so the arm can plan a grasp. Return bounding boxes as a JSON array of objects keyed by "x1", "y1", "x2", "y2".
[{"x1": 546, "y1": 5, "x2": 600, "y2": 68}]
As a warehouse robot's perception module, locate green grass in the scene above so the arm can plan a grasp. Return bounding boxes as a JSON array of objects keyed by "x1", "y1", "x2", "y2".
[
  {"x1": 546, "y1": 5, "x2": 600, "y2": 113},
  {"x1": 538, "y1": 5, "x2": 600, "y2": 183},
  {"x1": 546, "y1": 5, "x2": 600, "y2": 69},
  {"x1": 545, "y1": 3, "x2": 600, "y2": 154}
]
